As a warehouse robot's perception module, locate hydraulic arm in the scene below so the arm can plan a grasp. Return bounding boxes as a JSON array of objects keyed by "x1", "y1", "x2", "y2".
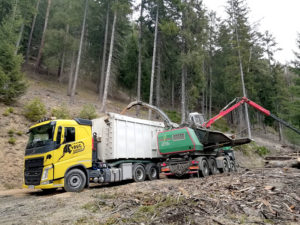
[
  {"x1": 203, "y1": 97, "x2": 300, "y2": 135},
  {"x1": 120, "y1": 101, "x2": 177, "y2": 128}
]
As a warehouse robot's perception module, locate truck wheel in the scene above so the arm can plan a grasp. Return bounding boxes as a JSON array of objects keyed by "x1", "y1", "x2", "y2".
[
  {"x1": 64, "y1": 169, "x2": 86, "y2": 192},
  {"x1": 209, "y1": 158, "x2": 218, "y2": 175},
  {"x1": 146, "y1": 164, "x2": 159, "y2": 181},
  {"x1": 199, "y1": 159, "x2": 210, "y2": 177},
  {"x1": 230, "y1": 160, "x2": 237, "y2": 172},
  {"x1": 219, "y1": 159, "x2": 229, "y2": 173},
  {"x1": 133, "y1": 164, "x2": 146, "y2": 182}
]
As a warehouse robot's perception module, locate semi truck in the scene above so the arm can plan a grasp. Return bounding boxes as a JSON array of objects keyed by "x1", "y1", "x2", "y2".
[{"x1": 23, "y1": 98, "x2": 300, "y2": 192}]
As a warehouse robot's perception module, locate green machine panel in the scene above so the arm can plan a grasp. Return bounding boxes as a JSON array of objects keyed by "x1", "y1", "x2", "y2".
[{"x1": 158, "y1": 127, "x2": 203, "y2": 155}]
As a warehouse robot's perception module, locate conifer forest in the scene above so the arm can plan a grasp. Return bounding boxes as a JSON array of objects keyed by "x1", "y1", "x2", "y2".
[{"x1": 0, "y1": 0, "x2": 299, "y2": 143}]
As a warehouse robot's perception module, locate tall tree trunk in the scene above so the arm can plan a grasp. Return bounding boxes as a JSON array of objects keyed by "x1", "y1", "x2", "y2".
[
  {"x1": 278, "y1": 122, "x2": 283, "y2": 142},
  {"x1": 247, "y1": 46, "x2": 252, "y2": 73},
  {"x1": 98, "y1": 2, "x2": 110, "y2": 99},
  {"x1": 70, "y1": 0, "x2": 88, "y2": 103},
  {"x1": 35, "y1": 0, "x2": 51, "y2": 70},
  {"x1": 136, "y1": 0, "x2": 144, "y2": 116},
  {"x1": 202, "y1": 58, "x2": 206, "y2": 119},
  {"x1": 155, "y1": 39, "x2": 161, "y2": 107},
  {"x1": 100, "y1": 2, "x2": 117, "y2": 112},
  {"x1": 12, "y1": 0, "x2": 18, "y2": 20},
  {"x1": 15, "y1": 23, "x2": 24, "y2": 55},
  {"x1": 209, "y1": 63, "x2": 212, "y2": 119},
  {"x1": 171, "y1": 78, "x2": 174, "y2": 110},
  {"x1": 181, "y1": 65, "x2": 186, "y2": 123},
  {"x1": 231, "y1": 0, "x2": 251, "y2": 139},
  {"x1": 25, "y1": 0, "x2": 40, "y2": 63},
  {"x1": 201, "y1": 88, "x2": 205, "y2": 118},
  {"x1": 67, "y1": 51, "x2": 76, "y2": 96},
  {"x1": 148, "y1": 4, "x2": 159, "y2": 119},
  {"x1": 205, "y1": 85, "x2": 208, "y2": 118},
  {"x1": 58, "y1": 24, "x2": 69, "y2": 83}
]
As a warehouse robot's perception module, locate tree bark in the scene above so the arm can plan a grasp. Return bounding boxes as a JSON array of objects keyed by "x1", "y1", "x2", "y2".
[
  {"x1": 201, "y1": 88, "x2": 205, "y2": 119},
  {"x1": 278, "y1": 122, "x2": 283, "y2": 142},
  {"x1": 70, "y1": 0, "x2": 88, "y2": 103},
  {"x1": 155, "y1": 39, "x2": 161, "y2": 107},
  {"x1": 136, "y1": 0, "x2": 144, "y2": 116},
  {"x1": 209, "y1": 63, "x2": 212, "y2": 119},
  {"x1": 15, "y1": 23, "x2": 24, "y2": 55},
  {"x1": 148, "y1": 4, "x2": 159, "y2": 119},
  {"x1": 35, "y1": 0, "x2": 51, "y2": 70},
  {"x1": 12, "y1": 0, "x2": 18, "y2": 21},
  {"x1": 171, "y1": 78, "x2": 174, "y2": 110},
  {"x1": 25, "y1": 0, "x2": 40, "y2": 63},
  {"x1": 100, "y1": 2, "x2": 118, "y2": 112},
  {"x1": 67, "y1": 51, "x2": 76, "y2": 96},
  {"x1": 231, "y1": 0, "x2": 251, "y2": 139},
  {"x1": 181, "y1": 65, "x2": 186, "y2": 124},
  {"x1": 98, "y1": 2, "x2": 110, "y2": 99},
  {"x1": 58, "y1": 24, "x2": 69, "y2": 83}
]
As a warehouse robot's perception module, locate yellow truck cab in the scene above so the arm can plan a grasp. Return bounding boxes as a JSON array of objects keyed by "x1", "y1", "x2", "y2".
[{"x1": 23, "y1": 118, "x2": 92, "y2": 192}]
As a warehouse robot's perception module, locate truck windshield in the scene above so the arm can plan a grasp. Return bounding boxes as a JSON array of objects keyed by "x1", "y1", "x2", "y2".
[{"x1": 26, "y1": 123, "x2": 55, "y2": 149}]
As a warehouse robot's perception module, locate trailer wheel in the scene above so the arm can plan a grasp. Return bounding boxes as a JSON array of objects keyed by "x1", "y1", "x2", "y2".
[
  {"x1": 64, "y1": 169, "x2": 86, "y2": 192},
  {"x1": 146, "y1": 164, "x2": 159, "y2": 180},
  {"x1": 219, "y1": 159, "x2": 229, "y2": 173},
  {"x1": 199, "y1": 159, "x2": 210, "y2": 177},
  {"x1": 230, "y1": 160, "x2": 237, "y2": 172},
  {"x1": 209, "y1": 158, "x2": 218, "y2": 175},
  {"x1": 133, "y1": 164, "x2": 146, "y2": 182}
]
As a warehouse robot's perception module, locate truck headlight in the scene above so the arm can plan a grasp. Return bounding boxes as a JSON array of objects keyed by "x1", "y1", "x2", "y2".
[{"x1": 41, "y1": 166, "x2": 52, "y2": 181}]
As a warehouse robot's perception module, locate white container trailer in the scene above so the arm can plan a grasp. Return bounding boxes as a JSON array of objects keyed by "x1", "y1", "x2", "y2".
[{"x1": 92, "y1": 113, "x2": 165, "y2": 162}]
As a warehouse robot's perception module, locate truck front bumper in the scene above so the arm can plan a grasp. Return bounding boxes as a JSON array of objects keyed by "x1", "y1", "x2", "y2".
[{"x1": 23, "y1": 178, "x2": 64, "y2": 190}]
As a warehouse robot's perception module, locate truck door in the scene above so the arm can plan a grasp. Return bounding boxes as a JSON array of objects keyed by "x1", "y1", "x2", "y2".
[
  {"x1": 57, "y1": 127, "x2": 76, "y2": 162},
  {"x1": 53, "y1": 126, "x2": 78, "y2": 179}
]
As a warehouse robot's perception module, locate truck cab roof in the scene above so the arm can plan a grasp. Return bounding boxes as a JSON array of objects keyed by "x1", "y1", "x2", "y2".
[{"x1": 29, "y1": 118, "x2": 92, "y2": 130}]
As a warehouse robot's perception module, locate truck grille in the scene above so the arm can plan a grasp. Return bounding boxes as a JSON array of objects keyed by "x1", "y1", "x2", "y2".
[{"x1": 24, "y1": 157, "x2": 44, "y2": 185}]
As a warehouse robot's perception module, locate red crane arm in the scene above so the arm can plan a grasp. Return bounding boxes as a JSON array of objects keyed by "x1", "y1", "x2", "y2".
[
  {"x1": 203, "y1": 97, "x2": 300, "y2": 136},
  {"x1": 203, "y1": 100, "x2": 244, "y2": 128},
  {"x1": 203, "y1": 97, "x2": 271, "y2": 128}
]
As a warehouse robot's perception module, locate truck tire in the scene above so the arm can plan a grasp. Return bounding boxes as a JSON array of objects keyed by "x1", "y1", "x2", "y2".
[
  {"x1": 64, "y1": 169, "x2": 86, "y2": 192},
  {"x1": 208, "y1": 157, "x2": 218, "y2": 175},
  {"x1": 133, "y1": 164, "x2": 146, "y2": 182},
  {"x1": 199, "y1": 159, "x2": 210, "y2": 177},
  {"x1": 219, "y1": 159, "x2": 229, "y2": 173},
  {"x1": 230, "y1": 160, "x2": 237, "y2": 172},
  {"x1": 146, "y1": 164, "x2": 159, "y2": 181}
]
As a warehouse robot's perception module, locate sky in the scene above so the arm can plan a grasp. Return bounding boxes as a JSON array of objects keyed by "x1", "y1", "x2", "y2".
[{"x1": 202, "y1": 0, "x2": 300, "y2": 64}]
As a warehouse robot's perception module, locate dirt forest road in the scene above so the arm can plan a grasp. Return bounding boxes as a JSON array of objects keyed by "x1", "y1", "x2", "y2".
[{"x1": 0, "y1": 168, "x2": 299, "y2": 225}]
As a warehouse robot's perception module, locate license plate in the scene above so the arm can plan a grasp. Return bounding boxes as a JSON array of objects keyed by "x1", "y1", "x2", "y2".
[{"x1": 28, "y1": 185, "x2": 35, "y2": 189}]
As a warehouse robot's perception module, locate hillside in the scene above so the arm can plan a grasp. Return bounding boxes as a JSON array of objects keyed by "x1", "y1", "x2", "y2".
[
  {"x1": 0, "y1": 70, "x2": 298, "y2": 190},
  {"x1": 0, "y1": 71, "x2": 299, "y2": 225},
  {"x1": 0, "y1": 70, "x2": 133, "y2": 190}
]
